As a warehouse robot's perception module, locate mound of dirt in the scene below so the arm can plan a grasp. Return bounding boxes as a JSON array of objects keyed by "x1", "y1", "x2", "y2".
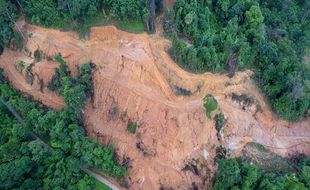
[{"x1": 0, "y1": 20, "x2": 309, "y2": 189}]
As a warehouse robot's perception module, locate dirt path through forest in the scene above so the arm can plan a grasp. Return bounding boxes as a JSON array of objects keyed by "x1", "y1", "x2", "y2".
[{"x1": 0, "y1": 20, "x2": 309, "y2": 189}]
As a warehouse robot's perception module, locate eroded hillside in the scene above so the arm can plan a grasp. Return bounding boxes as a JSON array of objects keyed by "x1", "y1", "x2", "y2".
[{"x1": 0, "y1": 20, "x2": 309, "y2": 189}]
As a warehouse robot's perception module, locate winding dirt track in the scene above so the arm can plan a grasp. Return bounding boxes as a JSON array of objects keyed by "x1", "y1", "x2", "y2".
[{"x1": 0, "y1": 20, "x2": 309, "y2": 189}]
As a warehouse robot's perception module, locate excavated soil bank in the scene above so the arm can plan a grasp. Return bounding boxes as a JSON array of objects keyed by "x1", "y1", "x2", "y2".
[{"x1": 0, "y1": 20, "x2": 309, "y2": 189}]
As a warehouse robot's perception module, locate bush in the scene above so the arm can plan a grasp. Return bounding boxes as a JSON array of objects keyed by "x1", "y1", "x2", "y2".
[
  {"x1": 17, "y1": 61, "x2": 25, "y2": 72},
  {"x1": 214, "y1": 113, "x2": 224, "y2": 133},
  {"x1": 0, "y1": 68, "x2": 4, "y2": 80},
  {"x1": 33, "y1": 49, "x2": 42, "y2": 61},
  {"x1": 215, "y1": 146, "x2": 227, "y2": 159},
  {"x1": 127, "y1": 121, "x2": 138, "y2": 134},
  {"x1": 203, "y1": 95, "x2": 218, "y2": 119}
]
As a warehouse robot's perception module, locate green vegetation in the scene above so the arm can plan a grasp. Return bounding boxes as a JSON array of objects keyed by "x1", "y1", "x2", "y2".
[
  {"x1": 0, "y1": 0, "x2": 151, "y2": 47},
  {"x1": 203, "y1": 94, "x2": 218, "y2": 119},
  {"x1": 94, "y1": 180, "x2": 111, "y2": 190},
  {"x1": 116, "y1": 20, "x2": 145, "y2": 33},
  {"x1": 247, "y1": 142, "x2": 268, "y2": 153},
  {"x1": 127, "y1": 121, "x2": 139, "y2": 134},
  {"x1": 212, "y1": 143, "x2": 310, "y2": 190},
  {"x1": 76, "y1": 13, "x2": 145, "y2": 37},
  {"x1": 48, "y1": 53, "x2": 95, "y2": 121},
  {"x1": 33, "y1": 49, "x2": 42, "y2": 61},
  {"x1": 17, "y1": 60, "x2": 25, "y2": 72},
  {"x1": 22, "y1": 0, "x2": 148, "y2": 29},
  {"x1": 255, "y1": 0, "x2": 310, "y2": 120},
  {"x1": 168, "y1": 0, "x2": 264, "y2": 73},
  {"x1": 213, "y1": 155, "x2": 310, "y2": 190},
  {"x1": 214, "y1": 113, "x2": 224, "y2": 134},
  {"x1": 0, "y1": 55, "x2": 125, "y2": 189},
  {"x1": 0, "y1": 0, "x2": 18, "y2": 52},
  {"x1": 167, "y1": 0, "x2": 310, "y2": 121}
]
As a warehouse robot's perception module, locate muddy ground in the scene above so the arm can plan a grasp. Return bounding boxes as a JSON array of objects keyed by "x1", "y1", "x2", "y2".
[{"x1": 0, "y1": 20, "x2": 309, "y2": 189}]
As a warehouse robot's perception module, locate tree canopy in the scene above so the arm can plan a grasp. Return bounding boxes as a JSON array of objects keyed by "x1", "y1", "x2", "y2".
[
  {"x1": 213, "y1": 155, "x2": 310, "y2": 190},
  {"x1": 0, "y1": 55, "x2": 125, "y2": 189},
  {"x1": 167, "y1": 0, "x2": 310, "y2": 120}
]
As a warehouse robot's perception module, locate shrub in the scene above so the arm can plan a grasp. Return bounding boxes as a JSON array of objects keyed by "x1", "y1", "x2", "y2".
[
  {"x1": 216, "y1": 146, "x2": 227, "y2": 160},
  {"x1": 28, "y1": 33, "x2": 33, "y2": 38},
  {"x1": 214, "y1": 113, "x2": 224, "y2": 133},
  {"x1": 17, "y1": 61, "x2": 25, "y2": 72},
  {"x1": 203, "y1": 95, "x2": 218, "y2": 119},
  {"x1": 33, "y1": 49, "x2": 42, "y2": 61},
  {"x1": 127, "y1": 121, "x2": 138, "y2": 134},
  {"x1": 0, "y1": 68, "x2": 4, "y2": 81}
]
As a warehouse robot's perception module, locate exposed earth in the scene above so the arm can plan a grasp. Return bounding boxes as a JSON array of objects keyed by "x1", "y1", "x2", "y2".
[{"x1": 0, "y1": 20, "x2": 309, "y2": 189}]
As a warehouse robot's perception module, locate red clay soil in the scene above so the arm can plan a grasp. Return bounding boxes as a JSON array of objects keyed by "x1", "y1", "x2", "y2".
[{"x1": 0, "y1": 20, "x2": 309, "y2": 189}]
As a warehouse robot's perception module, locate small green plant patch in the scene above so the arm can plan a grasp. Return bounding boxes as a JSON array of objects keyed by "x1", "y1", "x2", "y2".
[
  {"x1": 127, "y1": 121, "x2": 139, "y2": 134},
  {"x1": 28, "y1": 33, "x2": 33, "y2": 38},
  {"x1": 34, "y1": 49, "x2": 42, "y2": 61},
  {"x1": 17, "y1": 60, "x2": 25, "y2": 72},
  {"x1": 203, "y1": 94, "x2": 218, "y2": 119},
  {"x1": 214, "y1": 113, "x2": 224, "y2": 133}
]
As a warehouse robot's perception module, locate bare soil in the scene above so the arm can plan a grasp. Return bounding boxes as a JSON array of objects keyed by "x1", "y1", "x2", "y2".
[{"x1": 0, "y1": 20, "x2": 309, "y2": 189}]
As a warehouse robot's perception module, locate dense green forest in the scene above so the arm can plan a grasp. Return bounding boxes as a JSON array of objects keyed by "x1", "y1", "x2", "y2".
[
  {"x1": 165, "y1": 0, "x2": 310, "y2": 120},
  {"x1": 0, "y1": 0, "x2": 150, "y2": 51},
  {"x1": 0, "y1": 54, "x2": 125, "y2": 189},
  {"x1": 212, "y1": 152, "x2": 310, "y2": 190}
]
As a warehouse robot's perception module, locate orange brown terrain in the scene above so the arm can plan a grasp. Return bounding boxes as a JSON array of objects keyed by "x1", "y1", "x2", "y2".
[{"x1": 0, "y1": 20, "x2": 309, "y2": 189}]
